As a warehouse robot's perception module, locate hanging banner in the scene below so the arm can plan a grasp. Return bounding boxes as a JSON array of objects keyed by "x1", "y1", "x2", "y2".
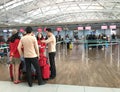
[{"x1": 101, "y1": 25, "x2": 108, "y2": 30}]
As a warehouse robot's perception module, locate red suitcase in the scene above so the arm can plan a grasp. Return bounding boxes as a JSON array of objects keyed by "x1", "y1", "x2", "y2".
[
  {"x1": 42, "y1": 64, "x2": 50, "y2": 79},
  {"x1": 39, "y1": 56, "x2": 47, "y2": 67}
]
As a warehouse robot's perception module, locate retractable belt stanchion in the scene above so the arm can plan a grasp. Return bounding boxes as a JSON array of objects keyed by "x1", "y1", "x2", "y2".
[
  {"x1": 110, "y1": 41, "x2": 113, "y2": 65},
  {"x1": 82, "y1": 40, "x2": 85, "y2": 63},
  {"x1": 105, "y1": 41, "x2": 107, "y2": 62},
  {"x1": 58, "y1": 43, "x2": 61, "y2": 61},
  {"x1": 65, "y1": 42, "x2": 67, "y2": 56},
  {"x1": 56, "y1": 41, "x2": 64, "y2": 61},
  {"x1": 117, "y1": 40, "x2": 120, "y2": 68},
  {"x1": 85, "y1": 40, "x2": 87, "y2": 63},
  {"x1": 62, "y1": 42, "x2": 65, "y2": 61},
  {"x1": 96, "y1": 40, "x2": 99, "y2": 61},
  {"x1": 85, "y1": 40, "x2": 88, "y2": 64}
]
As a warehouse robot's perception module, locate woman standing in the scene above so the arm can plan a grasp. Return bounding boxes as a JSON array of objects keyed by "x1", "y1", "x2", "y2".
[
  {"x1": 9, "y1": 29, "x2": 21, "y2": 84},
  {"x1": 37, "y1": 32, "x2": 50, "y2": 80},
  {"x1": 37, "y1": 33, "x2": 46, "y2": 56}
]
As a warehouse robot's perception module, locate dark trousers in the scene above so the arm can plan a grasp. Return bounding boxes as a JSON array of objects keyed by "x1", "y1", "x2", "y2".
[
  {"x1": 25, "y1": 57, "x2": 43, "y2": 86},
  {"x1": 49, "y1": 52, "x2": 56, "y2": 78}
]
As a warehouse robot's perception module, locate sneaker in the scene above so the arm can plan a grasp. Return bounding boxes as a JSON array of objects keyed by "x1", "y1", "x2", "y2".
[
  {"x1": 49, "y1": 76, "x2": 56, "y2": 79},
  {"x1": 29, "y1": 84, "x2": 32, "y2": 87},
  {"x1": 28, "y1": 83, "x2": 32, "y2": 87},
  {"x1": 38, "y1": 81, "x2": 46, "y2": 85}
]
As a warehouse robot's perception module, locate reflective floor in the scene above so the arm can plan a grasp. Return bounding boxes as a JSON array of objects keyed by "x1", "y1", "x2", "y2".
[{"x1": 0, "y1": 43, "x2": 120, "y2": 89}]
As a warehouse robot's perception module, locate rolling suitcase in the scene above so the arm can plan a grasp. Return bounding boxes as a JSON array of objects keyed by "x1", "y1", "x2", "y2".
[
  {"x1": 39, "y1": 56, "x2": 50, "y2": 79},
  {"x1": 39, "y1": 56, "x2": 47, "y2": 67},
  {"x1": 42, "y1": 64, "x2": 50, "y2": 79}
]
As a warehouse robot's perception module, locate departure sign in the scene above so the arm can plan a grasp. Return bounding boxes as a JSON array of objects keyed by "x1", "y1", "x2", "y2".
[
  {"x1": 78, "y1": 27, "x2": 83, "y2": 30},
  {"x1": 110, "y1": 25, "x2": 116, "y2": 29},
  {"x1": 101, "y1": 25, "x2": 108, "y2": 30},
  {"x1": 8, "y1": 29, "x2": 12, "y2": 32},
  {"x1": 37, "y1": 28, "x2": 42, "y2": 32},
  {"x1": 20, "y1": 28, "x2": 24, "y2": 32},
  {"x1": 85, "y1": 26, "x2": 91, "y2": 30},
  {"x1": 57, "y1": 27, "x2": 62, "y2": 31},
  {"x1": 3, "y1": 30, "x2": 7, "y2": 32},
  {"x1": 44, "y1": 27, "x2": 46, "y2": 31}
]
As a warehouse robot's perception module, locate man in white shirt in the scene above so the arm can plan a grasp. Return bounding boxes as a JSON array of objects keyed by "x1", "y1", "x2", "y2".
[{"x1": 41, "y1": 28, "x2": 56, "y2": 79}]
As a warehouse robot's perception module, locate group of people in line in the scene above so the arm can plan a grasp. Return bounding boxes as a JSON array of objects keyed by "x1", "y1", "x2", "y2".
[
  {"x1": 86, "y1": 33, "x2": 116, "y2": 41},
  {"x1": 86, "y1": 33, "x2": 117, "y2": 49},
  {"x1": 9, "y1": 26, "x2": 56, "y2": 87}
]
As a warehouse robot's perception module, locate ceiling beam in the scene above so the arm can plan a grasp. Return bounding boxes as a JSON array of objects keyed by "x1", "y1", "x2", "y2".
[{"x1": 0, "y1": 19, "x2": 120, "y2": 28}]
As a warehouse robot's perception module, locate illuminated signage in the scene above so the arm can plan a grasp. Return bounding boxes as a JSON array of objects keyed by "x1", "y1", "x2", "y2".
[
  {"x1": 110, "y1": 25, "x2": 116, "y2": 29},
  {"x1": 85, "y1": 26, "x2": 91, "y2": 30},
  {"x1": 37, "y1": 28, "x2": 42, "y2": 32},
  {"x1": 78, "y1": 27, "x2": 83, "y2": 30},
  {"x1": 101, "y1": 25, "x2": 108, "y2": 29}
]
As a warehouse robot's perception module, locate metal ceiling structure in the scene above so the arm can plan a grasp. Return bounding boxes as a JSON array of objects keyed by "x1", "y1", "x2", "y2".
[{"x1": 0, "y1": 0, "x2": 120, "y2": 27}]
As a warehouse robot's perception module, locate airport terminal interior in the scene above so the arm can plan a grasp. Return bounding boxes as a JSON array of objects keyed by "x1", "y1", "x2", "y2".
[{"x1": 0, "y1": 0, "x2": 120, "y2": 92}]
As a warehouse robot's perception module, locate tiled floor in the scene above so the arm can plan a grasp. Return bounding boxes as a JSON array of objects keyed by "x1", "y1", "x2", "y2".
[{"x1": 0, "y1": 81, "x2": 120, "y2": 92}]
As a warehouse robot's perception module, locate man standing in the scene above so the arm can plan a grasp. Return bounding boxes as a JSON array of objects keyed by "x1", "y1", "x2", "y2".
[
  {"x1": 41, "y1": 28, "x2": 56, "y2": 79},
  {"x1": 18, "y1": 26, "x2": 45, "y2": 87}
]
